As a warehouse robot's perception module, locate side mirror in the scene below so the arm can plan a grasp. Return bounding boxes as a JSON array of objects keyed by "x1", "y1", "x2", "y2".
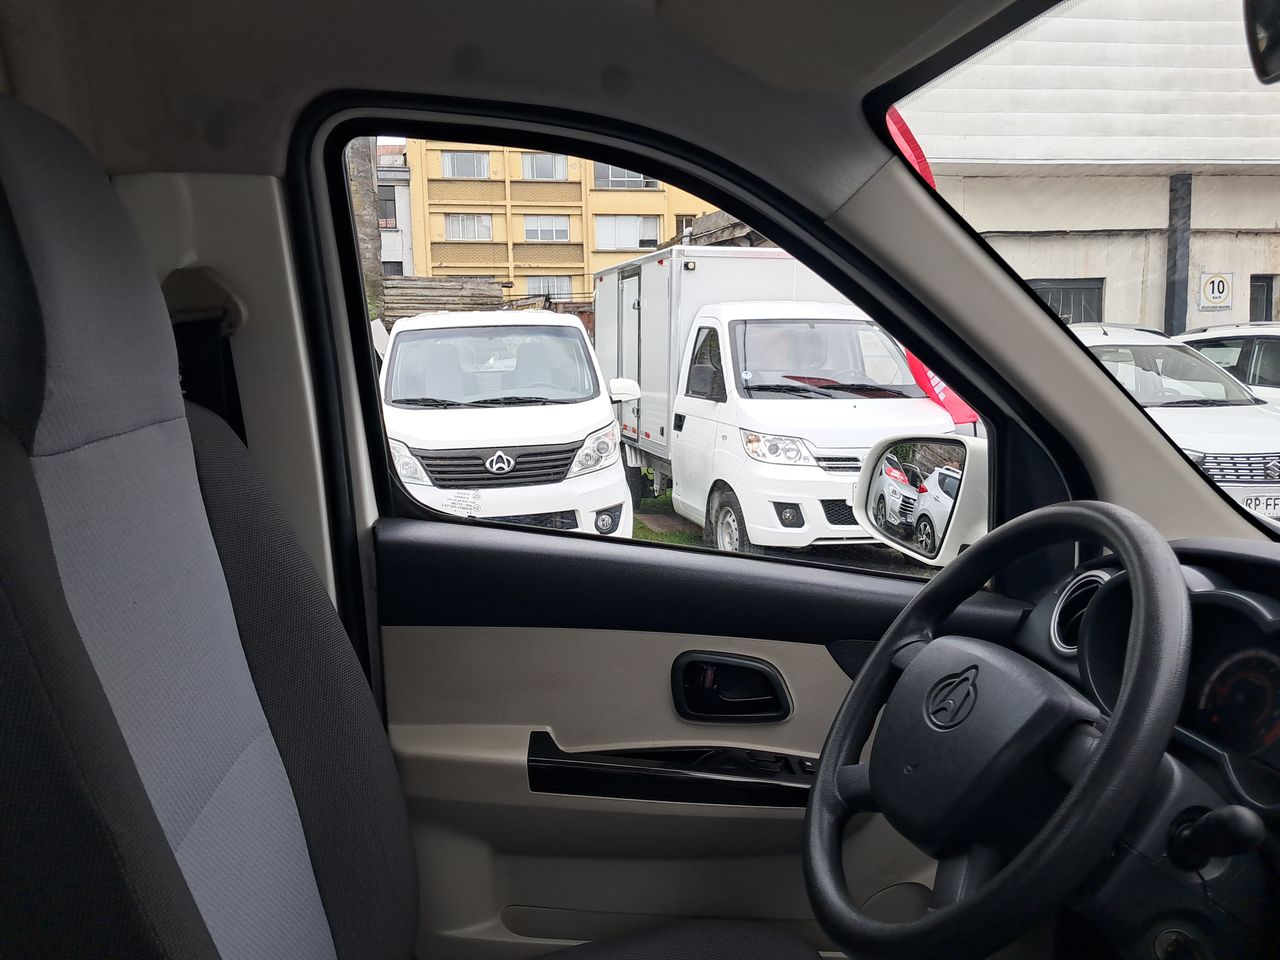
[
  {"x1": 853, "y1": 434, "x2": 988, "y2": 567},
  {"x1": 608, "y1": 376, "x2": 641, "y2": 403},
  {"x1": 687, "y1": 364, "x2": 726, "y2": 402},
  {"x1": 1245, "y1": 0, "x2": 1280, "y2": 83}
]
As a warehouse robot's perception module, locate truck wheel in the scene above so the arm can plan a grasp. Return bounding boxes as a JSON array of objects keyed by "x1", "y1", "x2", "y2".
[
  {"x1": 915, "y1": 515, "x2": 936, "y2": 555},
  {"x1": 708, "y1": 489, "x2": 760, "y2": 554},
  {"x1": 624, "y1": 465, "x2": 652, "y2": 507}
]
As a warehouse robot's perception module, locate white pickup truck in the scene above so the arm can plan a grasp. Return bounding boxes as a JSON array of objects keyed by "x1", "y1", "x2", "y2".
[
  {"x1": 594, "y1": 247, "x2": 954, "y2": 553},
  {"x1": 381, "y1": 309, "x2": 638, "y2": 538}
]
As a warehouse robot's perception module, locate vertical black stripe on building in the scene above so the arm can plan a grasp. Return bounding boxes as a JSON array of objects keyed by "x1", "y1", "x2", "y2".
[{"x1": 1163, "y1": 173, "x2": 1192, "y2": 335}]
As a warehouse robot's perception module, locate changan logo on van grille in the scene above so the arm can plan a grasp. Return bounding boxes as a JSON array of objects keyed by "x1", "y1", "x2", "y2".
[{"x1": 484, "y1": 451, "x2": 516, "y2": 475}]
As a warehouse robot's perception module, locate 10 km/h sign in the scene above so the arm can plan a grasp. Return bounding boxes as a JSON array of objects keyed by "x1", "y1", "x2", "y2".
[{"x1": 1199, "y1": 272, "x2": 1233, "y2": 312}]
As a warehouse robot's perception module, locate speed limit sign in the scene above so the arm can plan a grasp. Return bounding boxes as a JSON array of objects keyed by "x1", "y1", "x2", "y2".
[{"x1": 1198, "y1": 273, "x2": 1233, "y2": 311}]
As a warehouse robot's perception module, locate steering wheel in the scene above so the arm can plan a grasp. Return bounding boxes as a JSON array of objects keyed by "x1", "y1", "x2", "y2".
[{"x1": 804, "y1": 501, "x2": 1191, "y2": 960}]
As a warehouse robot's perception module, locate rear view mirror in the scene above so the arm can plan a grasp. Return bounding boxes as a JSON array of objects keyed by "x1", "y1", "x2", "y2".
[
  {"x1": 854, "y1": 435, "x2": 988, "y2": 567},
  {"x1": 1245, "y1": 0, "x2": 1280, "y2": 83},
  {"x1": 608, "y1": 376, "x2": 641, "y2": 403}
]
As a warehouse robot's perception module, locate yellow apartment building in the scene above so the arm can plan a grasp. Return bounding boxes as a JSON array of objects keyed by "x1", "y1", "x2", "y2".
[{"x1": 395, "y1": 141, "x2": 714, "y2": 300}]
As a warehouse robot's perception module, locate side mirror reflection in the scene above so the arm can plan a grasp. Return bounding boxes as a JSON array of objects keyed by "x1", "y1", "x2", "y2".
[{"x1": 855, "y1": 435, "x2": 988, "y2": 567}]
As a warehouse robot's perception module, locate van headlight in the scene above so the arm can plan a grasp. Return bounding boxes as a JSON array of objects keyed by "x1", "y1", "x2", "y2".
[
  {"x1": 741, "y1": 430, "x2": 815, "y2": 466},
  {"x1": 389, "y1": 439, "x2": 430, "y2": 485},
  {"x1": 568, "y1": 422, "x2": 620, "y2": 477}
]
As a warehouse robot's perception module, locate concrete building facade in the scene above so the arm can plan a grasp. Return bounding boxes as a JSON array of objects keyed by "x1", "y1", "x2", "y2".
[
  {"x1": 899, "y1": 0, "x2": 1280, "y2": 332},
  {"x1": 401, "y1": 140, "x2": 714, "y2": 300}
]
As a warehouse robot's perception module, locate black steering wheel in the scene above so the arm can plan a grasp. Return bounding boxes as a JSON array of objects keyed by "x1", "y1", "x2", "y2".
[{"x1": 804, "y1": 501, "x2": 1191, "y2": 959}]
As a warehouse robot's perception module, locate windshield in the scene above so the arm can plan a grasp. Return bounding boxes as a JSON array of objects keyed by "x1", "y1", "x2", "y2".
[
  {"x1": 896, "y1": 0, "x2": 1280, "y2": 524},
  {"x1": 1088, "y1": 342, "x2": 1259, "y2": 407},
  {"x1": 728, "y1": 319, "x2": 925, "y2": 399},
  {"x1": 384, "y1": 324, "x2": 598, "y2": 407}
]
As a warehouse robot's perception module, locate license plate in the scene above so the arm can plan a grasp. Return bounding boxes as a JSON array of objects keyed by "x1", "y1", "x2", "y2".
[{"x1": 1239, "y1": 493, "x2": 1280, "y2": 518}]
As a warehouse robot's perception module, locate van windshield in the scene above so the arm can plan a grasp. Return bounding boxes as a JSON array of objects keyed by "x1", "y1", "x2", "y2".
[
  {"x1": 1087, "y1": 343, "x2": 1260, "y2": 408},
  {"x1": 385, "y1": 324, "x2": 599, "y2": 407},
  {"x1": 728, "y1": 318, "x2": 925, "y2": 399}
]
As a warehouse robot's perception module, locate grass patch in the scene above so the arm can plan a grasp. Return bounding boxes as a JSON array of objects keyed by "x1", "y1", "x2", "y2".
[
  {"x1": 633, "y1": 489, "x2": 704, "y2": 546},
  {"x1": 633, "y1": 523, "x2": 703, "y2": 546}
]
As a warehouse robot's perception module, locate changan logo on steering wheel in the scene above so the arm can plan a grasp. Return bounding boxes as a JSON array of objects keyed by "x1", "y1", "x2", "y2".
[{"x1": 925, "y1": 666, "x2": 978, "y2": 730}]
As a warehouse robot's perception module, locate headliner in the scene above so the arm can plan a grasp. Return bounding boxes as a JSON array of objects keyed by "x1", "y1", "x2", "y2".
[{"x1": 0, "y1": 0, "x2": 1032, "y2": 218}]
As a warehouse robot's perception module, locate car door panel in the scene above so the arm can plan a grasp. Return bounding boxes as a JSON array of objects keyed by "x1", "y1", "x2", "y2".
[
  {"x1": 375, "y1": 519, "x2": 1027, "y2": 641},
  {"x1": 375, "y1": 519, "x2": 1028, "y2": 957}
]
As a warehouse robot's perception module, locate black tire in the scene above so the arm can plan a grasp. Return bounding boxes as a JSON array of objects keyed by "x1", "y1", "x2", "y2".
[
  {"x1": 873, "y1": 495, "x2": 887, "y2": 529},
  {"x1": 624, "y1": 464, "x2": 652, "y2": 508},
  {"x1": 707, "y1": 488, "x2": 761, "y2": 554}
]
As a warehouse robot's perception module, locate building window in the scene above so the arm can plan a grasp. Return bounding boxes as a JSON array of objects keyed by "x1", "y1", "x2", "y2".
[
  {"x1": 521, "y1": 153, "x2": 567, "y2": 180},
  {"x1": 593, "y1": 163, "x2": 658, "y2": 190},
  {"x1": 1251, "y1": 275, "x2": 1275, "y2": 323},
  {"x1": 595, "y1": 215, "x2": 660, "y2": 250},
  {"x1": 441, "y1": 151, "x2": 490, "y2": 179},
  {"x1": 524, "y1": 214, "x2": 570, "y2": 242},
  {"x1": 675, "y1": 214, "x2": 697, "y2": 240},
  {"x1": 445, "y1": 213, "x2": 493, "y2": 241},
  {"x1": 382, "y1": 261, "x2": 404, "y2": 277},
  {"x1": 377, "y1": 185, "x2": 397, "y2": 228},
  {"x1": 527, "y1": 276, "x2": 573, "y2": 298},
  {"x1": 1029, "y1": 278, "x2": 1104, "y2": 325}
]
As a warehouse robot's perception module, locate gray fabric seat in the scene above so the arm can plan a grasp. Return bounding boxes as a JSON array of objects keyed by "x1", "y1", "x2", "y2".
[{"x1": 0, "y1": 95, "x2": 818, "y2": 960}]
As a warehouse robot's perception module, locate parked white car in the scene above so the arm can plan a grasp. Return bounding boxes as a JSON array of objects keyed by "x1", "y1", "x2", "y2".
[
  {"x1": 381, "y1": 310, "x2": 637, "y2": 537},
  {"x1": 913, "y1": 465, "x2": 961, "y2": 555},
  {"x1": 1176, "y1": 323, "x2": 1280, "y2": 402},
  {"x1": 868, "y1": 454, "x2": 926, "y2": 532},
  {"x1": 1073, "y1": 324, "x2": 1280, "y2": 519}
]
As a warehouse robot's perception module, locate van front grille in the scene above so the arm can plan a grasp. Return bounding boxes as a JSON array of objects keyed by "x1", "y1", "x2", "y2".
[
  {"x1": 413, "y1": 440, "x2": 581, "y2": 488},
  {"x1": 815, "y1": 456, "x2": 862, "y2": 474},
  {"x1": 820, "y1": 500, "x2": 857, "y2": 526}
]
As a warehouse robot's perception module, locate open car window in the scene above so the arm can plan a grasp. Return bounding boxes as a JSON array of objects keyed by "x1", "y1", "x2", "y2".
[{"x1": 344, "y1": 137, "x2": 994, "y2": 575}]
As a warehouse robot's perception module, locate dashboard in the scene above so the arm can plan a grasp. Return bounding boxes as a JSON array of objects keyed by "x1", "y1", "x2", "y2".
[{"x1": 1018, "y1": 543, "x2": 1280, "y2": 817}]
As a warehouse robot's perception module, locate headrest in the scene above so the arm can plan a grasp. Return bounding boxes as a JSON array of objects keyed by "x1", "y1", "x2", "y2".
[{"x1": 0, "y1": 96, "x2": 183, "y2": 456}]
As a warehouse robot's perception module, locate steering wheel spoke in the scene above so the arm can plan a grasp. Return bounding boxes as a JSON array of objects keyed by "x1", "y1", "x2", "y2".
[
  {"x1": 834, "y1": 763, "x2": 876, "y2": 814},
  {"x1": 930, "y1": 844, "x2": 1002, "y2": 909},
  {"x1": 1051, "y1": 721, "x2": 1103, "y2": 785}
]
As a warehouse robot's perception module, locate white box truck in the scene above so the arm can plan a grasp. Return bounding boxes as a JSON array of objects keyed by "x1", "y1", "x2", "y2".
[{"x1": 593, "y1": 246, "x2": 955, "y2": 553}]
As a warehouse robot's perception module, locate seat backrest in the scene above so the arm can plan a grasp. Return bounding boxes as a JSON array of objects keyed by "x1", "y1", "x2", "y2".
[{"x1": 0, "y1": 97, "x2": 416, "y2": 959}]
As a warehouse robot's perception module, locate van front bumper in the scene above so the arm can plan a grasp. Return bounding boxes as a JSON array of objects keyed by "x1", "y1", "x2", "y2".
[
  {"x1": 732, "y1": 464, "x2": 869, "y2": 548},
  {"x1": 403, "y1": 461, "x2": 633, "y2": 538}
]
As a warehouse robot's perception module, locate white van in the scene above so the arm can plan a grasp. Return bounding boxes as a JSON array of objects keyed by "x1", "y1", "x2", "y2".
[
  {"x1": 381, "y1": 310, "x2": 637, "y2": 537},
  {"x1": 594, "y1": 248, "x2": 955, "y2": 552}
]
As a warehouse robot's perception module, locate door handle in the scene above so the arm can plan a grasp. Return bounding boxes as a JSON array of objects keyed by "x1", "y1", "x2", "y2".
[
  {"x1": 671, "y1": 651, "x2": 792, "y2": 723},
  {"x1": 673, "y1": 413, "x2": 686, "y2": 432}
]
